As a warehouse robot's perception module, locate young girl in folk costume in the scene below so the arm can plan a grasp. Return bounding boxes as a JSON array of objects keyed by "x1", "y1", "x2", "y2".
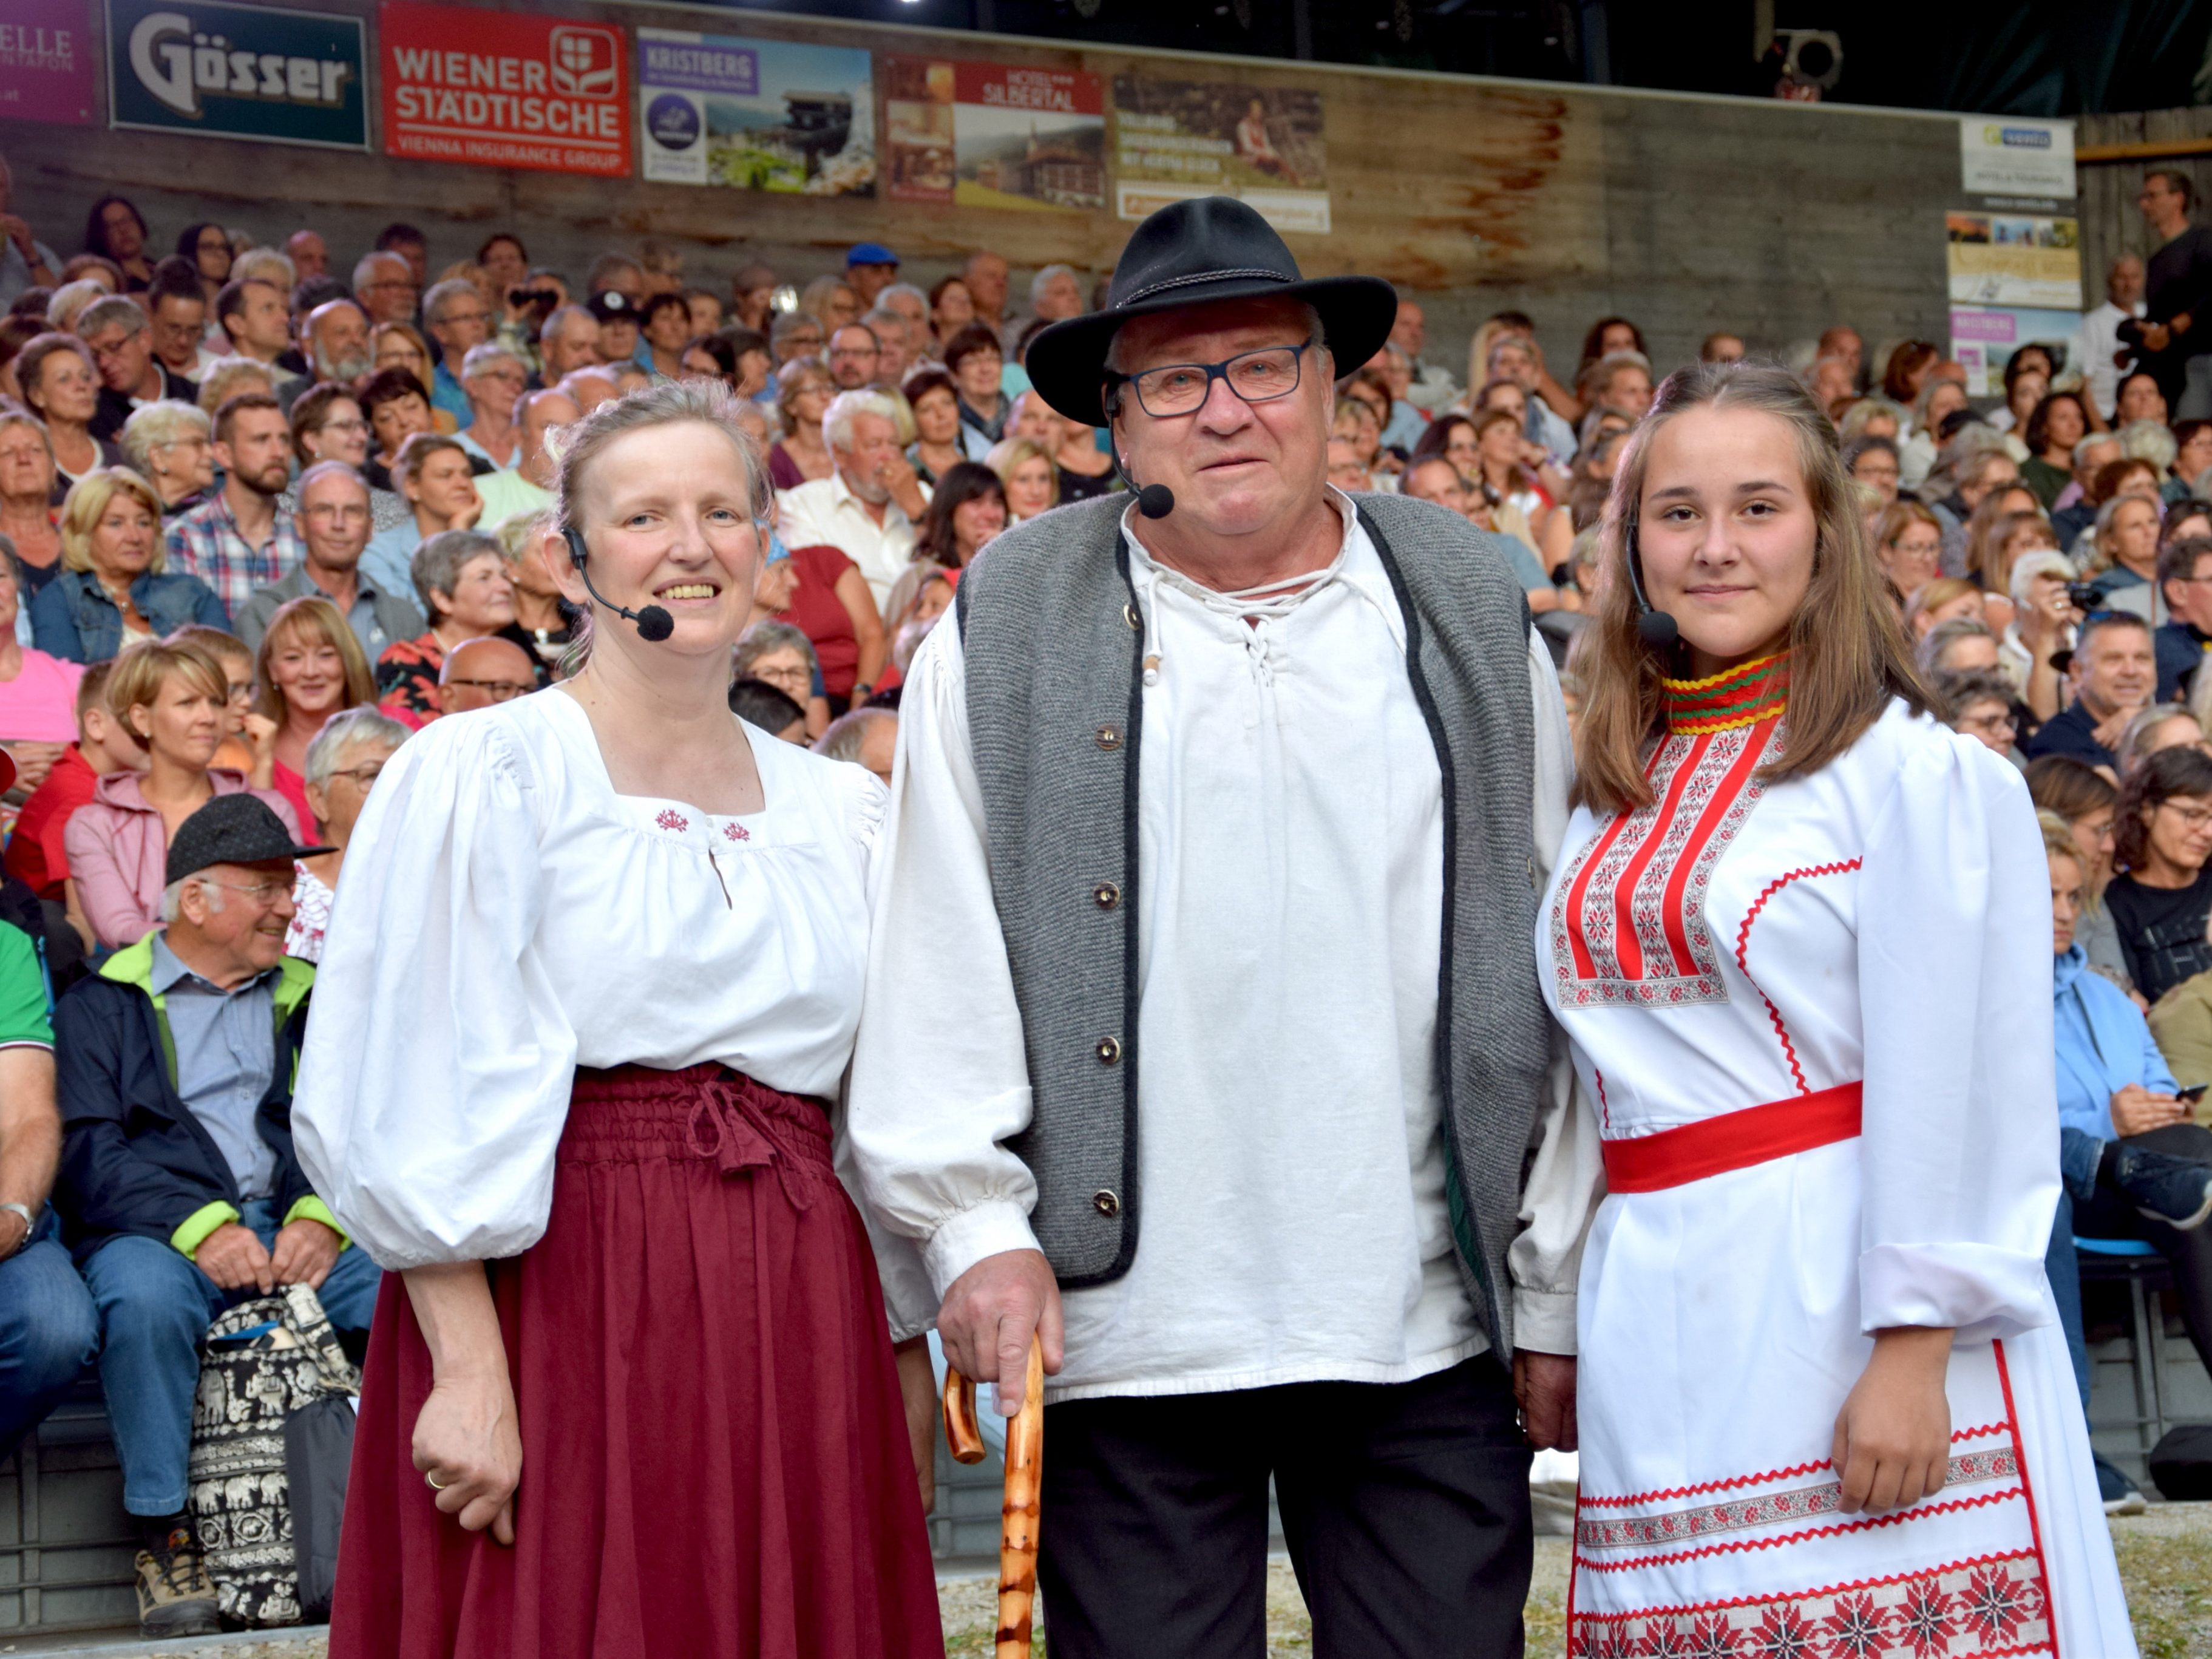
[{"x1": 1547, "y1": 362, "x2": 2134, "y2": 1655}]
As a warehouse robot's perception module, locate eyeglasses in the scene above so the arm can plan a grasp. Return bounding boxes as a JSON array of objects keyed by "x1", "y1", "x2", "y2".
[
  {"x1": 444, "y1": 678, "x2": 531, "y2": 701},
  {"x1": 2159, "y1": 801, "x2": 2212, "y2": 829},
  {"x1": 1109, "y1": 339, "x2": 1315, "y2": 418},
  {"x1": 304, "y1": 503, "x2": 369, "y2": 523},
  {"x1": 198, "y1": 877, "x2": 290, "y2": 905},
  {"x1": 323, "y1": 762, "x2": 385, "y2": 789},
  {"x1": 316, "y1": 418, "x2": 368, "y2": 436}
]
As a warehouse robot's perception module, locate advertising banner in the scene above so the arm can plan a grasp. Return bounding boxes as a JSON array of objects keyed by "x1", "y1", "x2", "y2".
[
  {"x1": 1112, "y1": 75, "x2": 1328, "y2": 234},
  {"x1": 884, "y1": 56, "x2": 1104, "y2": 212},
  {"x1": 637, "y1": 29, "x2": 872, "y2": 195},
  {"x1": 1949, "y1": 306, "x2": 2083, "y2": 397},
  {"x1": 106, "y1": 0, "x2": 365, "y2": 150},
  {"x1": 1, "y1": 0, "x2": 96, "y2": 127},
  {"x1": 1946, "y1": 211, "x2": 2082, "y2": 310},
  {"x1": 381, "y1": 1, "x2": 629, "y2": 177},
  {"x1": 1959, "y1": 115, "x2": 2075, "y2": 199}
]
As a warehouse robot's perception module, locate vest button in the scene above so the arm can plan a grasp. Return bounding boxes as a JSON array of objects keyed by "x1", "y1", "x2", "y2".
[
  {"x1": 1092, "y1": 1189, "x2": 1121, "y2": 1217},
  {"x1": 1124, "y1": 602, "x2": 1141, "y2": 630},
  {"x1": 1093, "y1": 881, "x2": 1121, "y2": 910},
  {"x1": 1094, "y1": 724, "x2": 1122, "y2": 751},
  {"x1": 1095, "y1": 1035, "x2": 1122, "y2": 1065}
]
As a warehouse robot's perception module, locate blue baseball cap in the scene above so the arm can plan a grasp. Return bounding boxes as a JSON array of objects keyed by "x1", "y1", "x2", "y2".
[{"x1": 846, "y1": 242, "x2": 899, "y2": 269}]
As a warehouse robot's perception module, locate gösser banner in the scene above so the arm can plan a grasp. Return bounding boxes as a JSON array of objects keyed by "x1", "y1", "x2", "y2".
[
  {"x1": 381, "y1": 1, "x2": 631, "y2": 177},
  {"x1": 105, "y1": 0, "x2": 366, "y2": 150}
]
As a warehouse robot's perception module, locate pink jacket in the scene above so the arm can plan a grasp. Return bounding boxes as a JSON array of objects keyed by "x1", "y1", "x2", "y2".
[{"x1": 63, "y1": 768, "x2": 304, "y2": 949}]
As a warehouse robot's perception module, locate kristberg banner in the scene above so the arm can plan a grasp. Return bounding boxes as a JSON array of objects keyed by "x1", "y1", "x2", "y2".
[{"x1": 104, "y1": 0, "x2": 366, "y2": 150}]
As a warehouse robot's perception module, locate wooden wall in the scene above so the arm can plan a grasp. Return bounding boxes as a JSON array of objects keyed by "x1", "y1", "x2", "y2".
[
  {"x1": 2077, "y1": 108, "x2": 2212, "y2": 307},
  {"x1": 0, "y1": 0, "x2": 1966, "y2": 376}
]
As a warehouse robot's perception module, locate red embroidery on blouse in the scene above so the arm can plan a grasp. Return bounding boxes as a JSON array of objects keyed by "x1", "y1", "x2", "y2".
[
  {"x1": 655, "y1": 809, "x2": 690, "y2": 832},
  {"x1": 1575, "y1": 1451, "x2": 2018, "y2": 1551},
  {"x1": 724, "y1": 822, "x2": 749, "y2": 842},
  {"x1": 1551, "y1": 718, "x2": 1783, "y2": 1008},
  {"x1": 1571, "y1": 1488, "x2": 2026, "y2": 1573},
  {"x1": 1577, "y1": 1423, "x2": 2012, "y2": 1511},
  {"x1": 1732, "y1": 860, "x2": 1864, "y2": 1095}
]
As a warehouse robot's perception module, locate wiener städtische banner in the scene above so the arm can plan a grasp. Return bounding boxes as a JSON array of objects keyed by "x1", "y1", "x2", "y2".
[
  {"x1": 2, "y1": 0, "x2": 97, "y2": 126},
  {"x1": 380, "y1": 1, "x2": 631, "y2": 177},
  {"x1": 105, "y1": 0, "x2": 366, "y2": 149}
]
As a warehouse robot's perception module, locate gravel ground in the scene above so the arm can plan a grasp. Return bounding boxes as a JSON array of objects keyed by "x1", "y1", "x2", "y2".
[{"x1": 19, "y1": 1508, "x2": 2207, "y2": 1657}]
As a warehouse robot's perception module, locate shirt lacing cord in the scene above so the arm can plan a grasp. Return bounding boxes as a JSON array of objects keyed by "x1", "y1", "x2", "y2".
[
  {"x1": 687, "y1": 1076, "x2": 813, "y2": 1210},
  {"x1": 1140, "y1": 547, "x2": 1346, "y2": 692}
]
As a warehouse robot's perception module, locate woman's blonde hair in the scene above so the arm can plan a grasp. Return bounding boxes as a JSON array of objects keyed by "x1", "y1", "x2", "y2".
[
  {"x1": 1572, "y1": 361, "x2": 1927, "y2": 815},
  {"x1": 255, "y1": 596, "x2": 375, "y2": 725},
  {"x1": 2038, "y1": 808, "x2": 2085, "y2": 871},
  {"x1": 986, "y1": 436, "x2": 1060, "y2": 513},
  {"x1": 1902, "y1": 575, "x2": 1983, "y2": 637},
  {"x1": 59, "y1": 467, "x2": 166, "y2": 574},
  {"x1": 107, "y1": 636, "x2": 228, "y2": 749}
]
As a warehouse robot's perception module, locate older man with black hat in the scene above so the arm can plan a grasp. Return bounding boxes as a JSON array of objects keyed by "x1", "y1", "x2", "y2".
[
  {"x1": 53, "y1": 795, "x2": 376, "y2": 1638},
  {"x1": 849, "y1": 197, "x2": 1598, "y2": 1654}
]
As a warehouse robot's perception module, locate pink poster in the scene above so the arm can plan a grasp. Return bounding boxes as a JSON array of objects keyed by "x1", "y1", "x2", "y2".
[{"x1": 0, "y1": 0, "x2": 95, "y2": 126}]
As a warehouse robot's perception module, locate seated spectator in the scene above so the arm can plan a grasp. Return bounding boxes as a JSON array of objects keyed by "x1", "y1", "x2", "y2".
[
  {"x1": 55, "y1": 793, "x2": 372, "y2": 1637},
  {"x1": 2168, "y1": 498, "x2": 2212, "y2": 551},
  {"x1": 80, "y1": 296, "x2": 195, "y2": 443},
  {"x1": 1898, "y1": 376, "x2": 1969, "y2": 494},
  {"x1": 19, "y1": 333, "x2": 118, "y2": 491},
  {"x1": 587, "y1": 291, "x2": 642, "y2": 370},
  {"x1": 82, "y1": 195, "x2": 152, "y2": 291},
  {"x1": 768, "y1": 356, "x2": 836, "y2": 490},
  {"x1": 2083, "y1": 490, "x2": 2165, "y2": 623},
  {"x1": 1578, "y1": 350, "x2": 1654, "y2": 422},
  {"x1": 2117, "y1": 704, "x2": 2206, "y2": 778},
  {"x1": 7, "y1": 657, "x2": 132, "y2": 906},
  {"x1": 1961, "y1": 487, "x2": 2046, "y2": 598},
  {"x1": 487, "y1": 509, "x2": 570, "y2": 675},
  {"x1": 1326, "y1": 436, "x2": 1372, "y2": 493},
  {"x1": 2020, "y1": 392, "x2": 2091, "y2": 509},
  {"x1": 946, "y1": 323, "x2": 1007, "y2": 457},
  {"x1": 2052, "y1": 435, "x2": 2125, "y2": 547},
  {"x1": 298, "y1": 297, "x2": 371, "y2": 389},
  {"x1": 2029, "y1": 756, "x2": 2128, "y2": 989},
  {"x1": 2024, "y1": 609, "x2": 2156, "y2": 772},
  {"x1": 369, "y1": 324, "x2": 452, "y2": 435},
  {"x1": 757, "y1": 533, "x2": 886, "y2": 713},
  {"x1": 2003, "y1": 550, "x2": 2078, "y2": 723},
  {"x1": 735, "y1": 620, "x2": 829, "y2": 740},
  {"x1": 1842, "y1": 435, "x2": 1901, "y2": 508},
  {"x1": 419, "y1": 279, "x2": 490, "y2": 422},
  {"x1": 163, "y1": 392, "x2": 302, "y2": 618},
  {"x1": 211, "y1": 277, "x2": 299, "y2": 396},
  {"x1": 535, "y1": 303, "x2": 600, "y2": 385},
  {"x1": 29, "y1": 469, "x2": 226, "y2": 664},
  {"x1": 988, "y1": 435, "x2": 1059, "y2": 524},
  {"x1": 2106, "y1": 745, "x2": 2212, "y2": 1003},
  {"x1": 436, "y1": 635, "x2": 536, "y2": 715},
  {"x1": 65, "y1": 639, "x2": 302, "y2": 950},
  {"x1": 191, "y1": 356, "x2": 274, "y2": 420},
  {"x1": 253, "y1": 597, "x2": 377, "y2": 830},
  {"x1": 1916, "y1": 614, "x2": 2000, "y2": 677},
  {"x1": 2060, "y1": 453, "x2": 2153, "y2": 557},
  {"x1": 117, "y1": 401, "x2": 212, "y2": 518},
  {"x1": 2157, "y1": 534, "x2": 2212, "y2": 702},
  {"x1": 285, "y1": 707, "x2": 407, "y2": 963},
  {"x1": 824, "y1": 321, "x2": 882, "y2": 393},
  {"x1": 728, "y1": 676, "x2": 808, "y2": 743},
  {"x1": 0, "y1": 859, "x2": 97, "y2": 1461},
  {"x1": 814, "y1": 705, "x2": 897, "y2": 785},
  {"x1": 0, "y1": 411, "x2": 63, "y2": 589},
  {"x1": 167, "y1": 623, "x2": 260, "y2": 782},
  {"x1": 238, "y1": 461, "x2": 424, "y2": 664},
  {"x1": 778, "y1": 391, "x2": 929, "y2": 614},
  {"x1": 0, "y1": 537, "x2": 83, "y2": 779},
  {"x1": 361, "y1": 433, "x2": 482, "y2": 603},
  {"x1": 928, "y1": 274, "x2": 975, "y2": 354},
  {"x1": 451, "y1": 343, "x2": 526, "y2": 472},
  {"x1": 374, "y1": 529, "x2": 517, "y2": 725},
  {"x1": 1935, "y1": 667, "x2": 2018, "y2": 756},
  {"x1": 356, "y1": 366, "x2": 435, "y2": 493},
  {"x1": 1332, "y1": 394, "x2": 1388, "y2": 484},
  {"x1": 903, "y1": 368, "x2": 966, "y2": 486},
  {"x1": 2170, "y1": 421, "x2": 2212, "y2": 505},
  {"x1": 1047, "y1": 410, "x2": 1116, "y2": 504}
]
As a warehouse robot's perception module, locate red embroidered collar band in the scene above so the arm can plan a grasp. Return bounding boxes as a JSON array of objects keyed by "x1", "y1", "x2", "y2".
[{"x1": 1660, "y1": 652, "x2": 1791, "y2": 735}]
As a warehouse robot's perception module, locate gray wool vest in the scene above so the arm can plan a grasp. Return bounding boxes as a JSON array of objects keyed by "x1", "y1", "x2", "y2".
[{"x1": 954, "y1": 490, "x2": 1552, "y2": 1355}]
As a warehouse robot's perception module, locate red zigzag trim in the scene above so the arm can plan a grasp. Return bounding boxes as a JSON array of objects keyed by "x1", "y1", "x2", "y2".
[
  {"x1": 1733, "y1": 859, "x2": 1864, "y2": 1095},
  {"x1": 1572, "y1": 1488, "x2": 2024, "y2": 1572},
  {"x1": 1578, "y1": 1421, "x2": 2014, "y2": 1510}
]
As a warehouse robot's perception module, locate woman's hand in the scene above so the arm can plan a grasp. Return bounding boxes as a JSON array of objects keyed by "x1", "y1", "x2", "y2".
[
  {"x1": 2112, "y1": 1082, "x2": 2188, "y2": 1137},
  {"x1": 1831, "y1": 1326, "x2": 1953, "y2": 1514},
  {"x1": 412, "y1": 1368, "x2": 521, "y2": 1544}
]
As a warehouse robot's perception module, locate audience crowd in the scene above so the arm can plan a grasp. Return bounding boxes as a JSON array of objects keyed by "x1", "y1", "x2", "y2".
[{"x1": 4, "y1": 154, "x2": 2212, "y2": 1630}]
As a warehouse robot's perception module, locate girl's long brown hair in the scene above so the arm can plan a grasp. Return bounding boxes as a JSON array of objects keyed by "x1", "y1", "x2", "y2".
[{"x1": 1573, "y1": 361, "x2": 1930, "y2": 816}]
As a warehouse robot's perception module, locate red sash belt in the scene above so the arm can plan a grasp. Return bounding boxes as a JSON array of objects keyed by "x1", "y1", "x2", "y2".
[{"x1": 1601, "y1": 1081, "x2": 1863, "y2": 1193}]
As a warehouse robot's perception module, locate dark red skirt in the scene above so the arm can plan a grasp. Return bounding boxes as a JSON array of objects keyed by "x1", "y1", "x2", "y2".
[{"x1": 327, "y1": 1065, "x2": 943, "y2": 1658}]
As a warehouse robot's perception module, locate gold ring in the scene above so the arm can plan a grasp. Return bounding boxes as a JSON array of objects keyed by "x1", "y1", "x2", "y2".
[{"x1": 426, "y1": 1471, "x2": 449, "y2": 1491}]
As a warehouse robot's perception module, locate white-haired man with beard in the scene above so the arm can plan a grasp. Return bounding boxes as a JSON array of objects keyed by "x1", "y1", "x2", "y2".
[{"x1": 776, "y1": 390, "x2": 932, "y2": 610}]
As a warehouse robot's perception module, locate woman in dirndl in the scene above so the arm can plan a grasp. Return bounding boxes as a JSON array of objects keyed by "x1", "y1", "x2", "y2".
[
  {"x1": 1547, "y1": 361, "x2": 2136, "y2": 1656},
  {"x1": 292, "y1": 378, "x2": 943, "y2": 1658}
]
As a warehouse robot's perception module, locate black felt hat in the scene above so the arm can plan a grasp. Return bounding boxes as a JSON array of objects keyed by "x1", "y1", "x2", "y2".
[
  {"x1": 165, "y1": 794, "x2": 331, "y2": 887},
  {"x1": 1025, "y1": 195, "x2": 1397, "y2": 428}
]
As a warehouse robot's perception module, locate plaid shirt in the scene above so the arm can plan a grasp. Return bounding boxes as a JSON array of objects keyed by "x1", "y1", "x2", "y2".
[{"x1": 165, "y1": 491, "x2": 307, "y2": 620}]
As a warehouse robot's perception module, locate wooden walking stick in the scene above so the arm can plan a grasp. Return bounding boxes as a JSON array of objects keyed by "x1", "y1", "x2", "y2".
[{"x1": 943, "y1": 1340, "x2": 1045, "y2": 1658}]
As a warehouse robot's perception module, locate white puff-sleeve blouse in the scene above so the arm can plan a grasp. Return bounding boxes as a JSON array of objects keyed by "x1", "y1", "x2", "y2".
[{"x1": 293, "y1": 690, "x2": 888, "y2": 1273}]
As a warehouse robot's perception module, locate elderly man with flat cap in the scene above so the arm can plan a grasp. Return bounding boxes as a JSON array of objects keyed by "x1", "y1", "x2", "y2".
[{"x1": 848, "y1": 197, "x2": 1598, "y2": 1654}]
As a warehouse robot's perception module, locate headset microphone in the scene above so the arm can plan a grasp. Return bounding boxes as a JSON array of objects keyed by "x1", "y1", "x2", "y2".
[
  {"x1": 1624, "y1": 520, "x2": 1680, "y2": 648},
  {"x1": 564, "y1": 526, "x2": 675, "y2": 643},
  {"x1": 1108, "y1": 447, "x2": 1175, "y2": 519}
]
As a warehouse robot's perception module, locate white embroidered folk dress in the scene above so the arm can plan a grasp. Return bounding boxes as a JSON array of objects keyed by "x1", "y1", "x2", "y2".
[{"x1": 1541, "y1": 657, "x2": 2134, "y2": 1658}]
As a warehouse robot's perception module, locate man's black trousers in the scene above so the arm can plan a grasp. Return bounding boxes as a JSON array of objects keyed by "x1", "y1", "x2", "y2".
[{"x1": 1036, "y1": 1354, "x2": 1534, "y2": 1658}]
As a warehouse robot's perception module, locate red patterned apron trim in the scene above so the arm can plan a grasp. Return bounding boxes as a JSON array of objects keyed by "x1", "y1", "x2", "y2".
[
  {"x1": 1571, "y1": 1487, "x2": 2027, "y2": 1573},
  {"x1": 1567, "y1": 1550, "x2": 2052, "y2": 1658},
  {"x1": 1578, "y1": 1421, "x2": 2014, "y2": 1510},
  {"x1": 1576, "y1": 1449, "x2": 2020, "y2": 1550},
  {"x1": 1602, "y1": 1081, "x2": 1862, "y2": 1193},
  {"x1": 1992, "y1": 1339, "x2": 2062, "y2": 1658}
]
